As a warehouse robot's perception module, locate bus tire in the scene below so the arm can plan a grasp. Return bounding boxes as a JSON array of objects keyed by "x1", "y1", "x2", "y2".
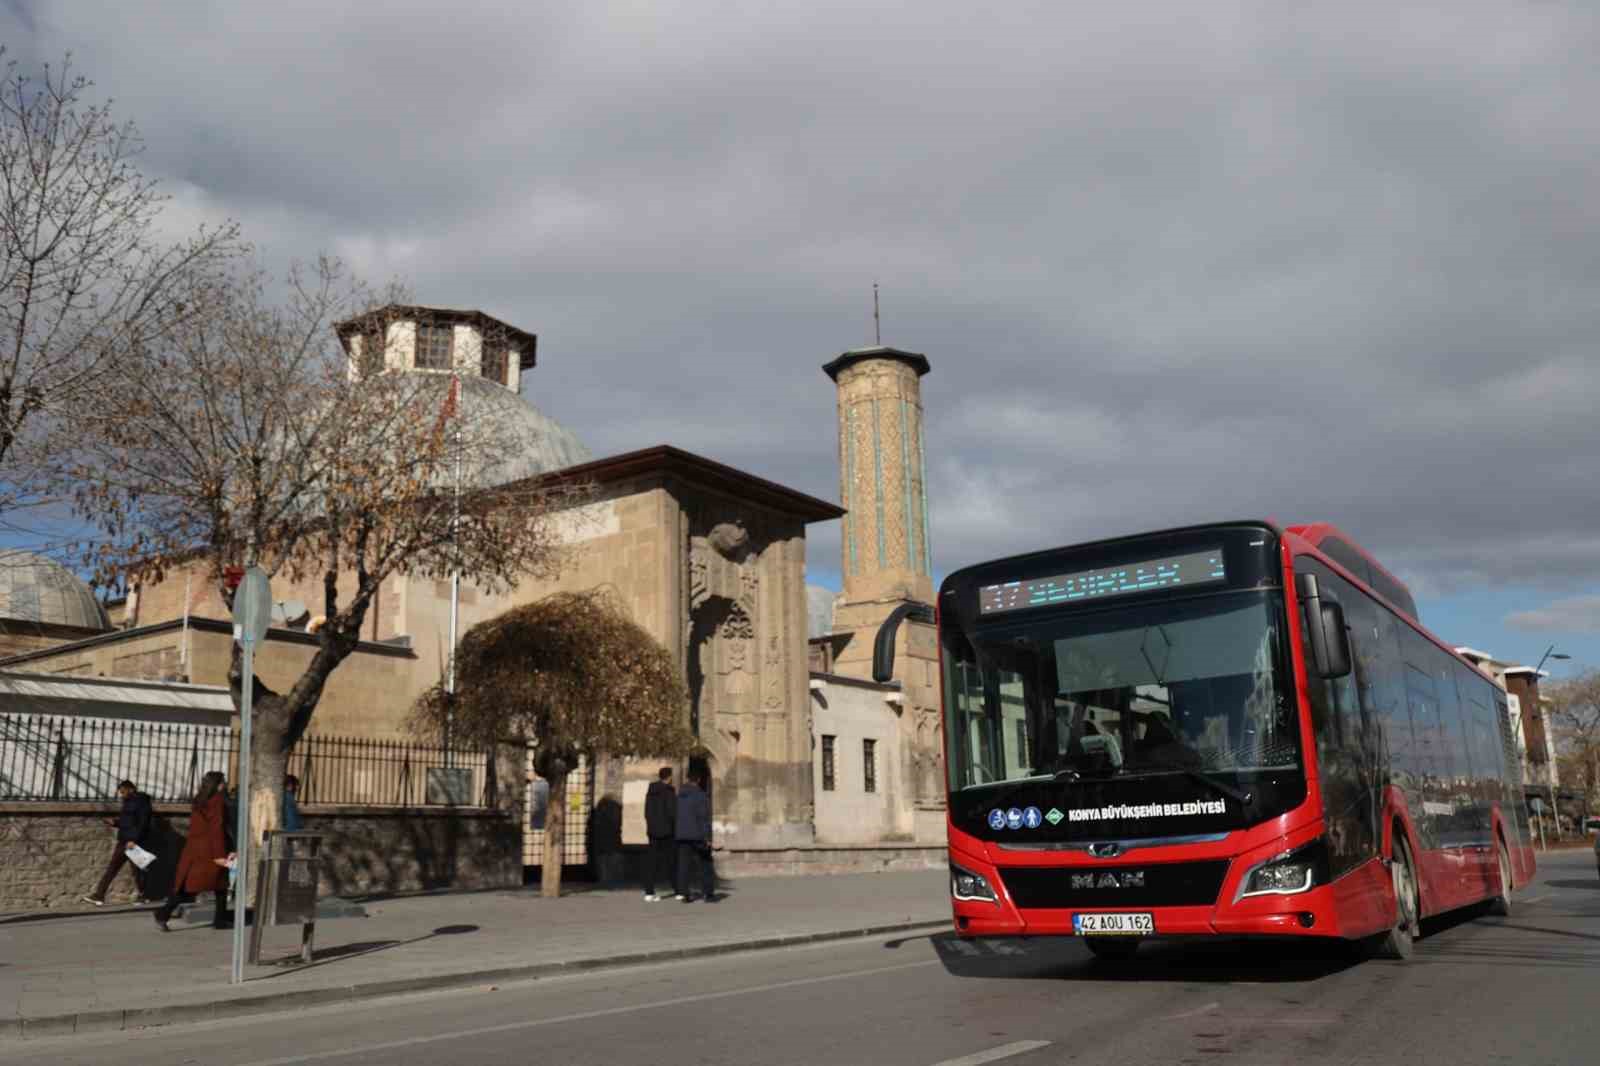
[
  {"x1": 1082, "y1": 937, "x2": 1140, "y2": 961},
  {"x1": 1376, "y1": 833, "x2": 1418, "y2": 960},
  {"x1": 1486, "y1": 839, "x2": 1512, "y2": 917}
]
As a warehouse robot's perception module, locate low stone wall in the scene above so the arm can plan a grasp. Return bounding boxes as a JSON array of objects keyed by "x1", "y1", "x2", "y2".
[
  {"x1": 717, "y1": 843, "x2": 947, "y2": 878},
  {"x1": 0, "y1": 802, "x2": 520, "y2": 914},
  {"x1": 0, "y1": 801, "x2": 198, "y2": 912},
  {"x1": 300, "y1": 806, "x2": 520, "y2": 898}
]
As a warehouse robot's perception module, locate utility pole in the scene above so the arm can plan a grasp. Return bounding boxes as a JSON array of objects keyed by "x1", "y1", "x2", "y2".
[{"x1": 445, "y1": 373, "x2": 462, "y2": 769}]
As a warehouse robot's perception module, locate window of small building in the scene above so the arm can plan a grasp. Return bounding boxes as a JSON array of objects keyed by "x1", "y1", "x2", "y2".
[
  {"x1": 357, "y1": 327, "x2": 386, "y2": 377},
  {"x1": 821, "y1": 734, "x2": 836, "y2": 791},
  {"x1": 482, "y1": 344, "x2": 508, "y2": 385},
  {"x1": 863, "y1": 738, "x2": 877, "y2": 793},
  {"x1": 415, "y1": 323, "x2": 454, "y2": 370}
]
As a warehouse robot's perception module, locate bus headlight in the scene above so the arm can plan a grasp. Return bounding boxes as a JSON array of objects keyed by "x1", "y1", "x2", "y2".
[
  {"x1": 1235, "y1": 838, "x2": 1330, "y2": 902},
  {"x1": 951, "y1": 863, "x2": 998, "y2": 903}
]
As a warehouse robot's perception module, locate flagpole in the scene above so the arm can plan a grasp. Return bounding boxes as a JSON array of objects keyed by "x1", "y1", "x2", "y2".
[{"x1": 445, "y1": 371, "x2": 462, "y2": 769}]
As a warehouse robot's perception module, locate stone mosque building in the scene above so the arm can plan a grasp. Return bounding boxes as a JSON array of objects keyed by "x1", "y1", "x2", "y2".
[{"x1": 0, "y1": 307, "x2": 947, "y2": 872}]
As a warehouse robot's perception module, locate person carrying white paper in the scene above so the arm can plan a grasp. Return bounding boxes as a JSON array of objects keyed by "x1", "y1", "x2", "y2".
[{"x1": 82, "y1": 780, "x2": 155, "y2": 906}]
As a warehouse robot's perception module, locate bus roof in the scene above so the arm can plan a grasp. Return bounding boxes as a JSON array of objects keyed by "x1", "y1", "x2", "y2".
[{"x1": 1284, "y1": 522, "x2": 1419, "y2": 624}]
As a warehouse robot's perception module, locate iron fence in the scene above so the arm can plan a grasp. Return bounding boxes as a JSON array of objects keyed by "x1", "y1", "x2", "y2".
[
  {"x1": 288, "y1": 734, "x2": 493, "y2": 808},
  {"x1": 0, "y1": 714, "x2": 233, "y2": 803},
  {"x1": 0, "y1": 713, "x2": 493, "y2": 807}
]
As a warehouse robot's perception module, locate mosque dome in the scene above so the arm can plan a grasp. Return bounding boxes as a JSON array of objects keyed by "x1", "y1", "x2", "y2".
[
  {"x1": 0, "y1": 551, "x2": 111, "y2": 630},
  {"x1": 408, "y1": 372, "x2": 593, "y2": 484}
]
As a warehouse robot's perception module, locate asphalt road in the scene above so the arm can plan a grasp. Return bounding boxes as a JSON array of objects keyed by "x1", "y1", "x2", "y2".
[{"x1": 6, "y1": 848, "x2": 1598, "y2": 1066}]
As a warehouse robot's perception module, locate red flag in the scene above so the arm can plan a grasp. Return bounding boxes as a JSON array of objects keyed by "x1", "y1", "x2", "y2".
[{"x1": 434, "y1": 375, "x2": 459, "y2": 435}]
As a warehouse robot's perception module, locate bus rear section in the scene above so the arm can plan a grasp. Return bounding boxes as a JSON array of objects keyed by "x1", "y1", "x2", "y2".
[{"x1": 938, "y1": 521, "x2": 1529, "y2": 960}]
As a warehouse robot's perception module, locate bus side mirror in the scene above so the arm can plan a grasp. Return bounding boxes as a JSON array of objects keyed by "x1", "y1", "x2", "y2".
[
  {"x1": 1316, "y1": 602, "x2": 1351, "y2": 680},
  {"x1": 1297, "y1": 572, "x2": 1351, "y2": 680}
]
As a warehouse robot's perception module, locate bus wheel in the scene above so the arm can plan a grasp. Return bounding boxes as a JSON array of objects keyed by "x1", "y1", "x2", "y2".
[
  {"x1": 1082, "y1": 937, "x2": 1140, "y2": 961},
  {"x1": 1487, "y1": 840, "x2": 1512, "y2": 917},
  {"x1": 1376, "y1": 834, "x2": 1418, "y2": 960}
]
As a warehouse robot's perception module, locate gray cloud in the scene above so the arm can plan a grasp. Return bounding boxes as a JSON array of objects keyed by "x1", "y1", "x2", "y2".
[
  {"x1": 10, "y1": 2, "x2": 1600, "y2": 599},
  {"x1": 1506, "y1": 595, "x2": 1600, "y2": 634}
]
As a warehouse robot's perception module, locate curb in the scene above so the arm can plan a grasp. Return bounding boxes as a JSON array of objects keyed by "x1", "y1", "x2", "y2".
[{"x1": 5, "y1": 917, "x2": 949, "y2": 1040}]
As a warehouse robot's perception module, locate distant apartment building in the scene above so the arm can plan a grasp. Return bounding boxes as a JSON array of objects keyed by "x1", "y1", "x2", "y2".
[{"x1": 1456, "y1": 647, "x2": 1559, "y2": 810}]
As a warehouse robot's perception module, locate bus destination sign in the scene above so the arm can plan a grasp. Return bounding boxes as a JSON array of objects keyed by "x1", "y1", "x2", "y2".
[{"x1": 978, "y1": 547, "x2": 1226, "y2": 615}]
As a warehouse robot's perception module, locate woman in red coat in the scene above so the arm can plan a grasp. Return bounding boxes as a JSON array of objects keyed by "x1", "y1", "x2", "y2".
[{"x1": 154, "y1": 770, "x2": 230, "y2": 931}]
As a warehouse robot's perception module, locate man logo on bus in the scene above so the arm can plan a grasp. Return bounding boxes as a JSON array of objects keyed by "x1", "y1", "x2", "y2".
[{"x1": 1072, "y1": 871, "x2": 1145, "y2": 890}]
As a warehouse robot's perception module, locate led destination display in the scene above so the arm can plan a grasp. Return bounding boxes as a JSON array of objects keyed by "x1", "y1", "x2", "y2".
[{"x1": 978, "y1": 547, "x2": 1226, "y2": 615}]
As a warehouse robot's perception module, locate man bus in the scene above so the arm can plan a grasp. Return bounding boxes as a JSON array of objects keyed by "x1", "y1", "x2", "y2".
[{"x1": 940, "y1": 520, "x2": 1534, "y2": 961}]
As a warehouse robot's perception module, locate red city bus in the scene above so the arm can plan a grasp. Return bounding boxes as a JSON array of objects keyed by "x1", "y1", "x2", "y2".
[{"x1": 939, "y1": 520, "x2": 1535, "y2": 961}]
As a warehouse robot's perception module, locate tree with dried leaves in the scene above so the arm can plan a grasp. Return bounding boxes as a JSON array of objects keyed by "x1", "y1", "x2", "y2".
[
  {"x1": 412, "y1": 589, "x2": 695, "y2": 898},
  {"x1": 1547, "y1": 669, "x2": 1600, "y2": 820},
  {"x1": 71, "y1": 257, "x2": 589, "y2": 840},
  {"x1": 0, "y1": 51, "x2": 238, "y2": 539}
]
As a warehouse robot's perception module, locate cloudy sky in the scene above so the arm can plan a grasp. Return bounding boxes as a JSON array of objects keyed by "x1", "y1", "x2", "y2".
[{"x1": 6, "y1": 1, "x2": 1595, "y2": 676}]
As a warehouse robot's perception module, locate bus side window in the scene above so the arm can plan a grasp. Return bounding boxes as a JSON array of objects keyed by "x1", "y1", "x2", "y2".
[{"x1": 1296, "y1": 560, "x2": 1375, "y2": 876}]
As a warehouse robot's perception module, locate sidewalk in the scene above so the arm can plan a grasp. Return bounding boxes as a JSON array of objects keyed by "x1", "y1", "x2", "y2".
[{"x1": 0, "y1": 870, "x2": 949, "y2": 1039}]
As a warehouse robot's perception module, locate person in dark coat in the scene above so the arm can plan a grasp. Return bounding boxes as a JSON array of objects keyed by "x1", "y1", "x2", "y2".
[
  {"x1": 642, "y1": 766, "x2": 678, "y2": 901},
  {"x1": 154, "y1": 770, "x2": 230, "y2": 931},
  {"x1": 82, "y1": 780, "x2": 154, "y2": 906},
  {"x1": 282, "y1": 774, "x2": 304, "y2": 832},
  {"x1": 675, "y1": 770, "x2": 716, "y2": 903}
]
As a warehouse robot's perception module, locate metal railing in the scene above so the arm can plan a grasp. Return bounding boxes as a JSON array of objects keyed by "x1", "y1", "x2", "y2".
[
  {"x1": 0, "y1": 714, "x2": 233, "y2": 802},
  {"x1": 288, "y1": 734, "x2": 493, "y2": 808},
  {"x1": 0, "y1": 713, "x2": 492, "y2": 807}
]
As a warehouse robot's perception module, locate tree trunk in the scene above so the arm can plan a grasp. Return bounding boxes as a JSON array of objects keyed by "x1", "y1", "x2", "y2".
[
  {"x1": 230, "y1": 642, "x2": 290, "y2": 849},
  {"x1": 248, "y1": 695, "x2": 290, "y2": 845},
  {"x1": 541, "y1": 769, "x2": 567, "y2": 898}
]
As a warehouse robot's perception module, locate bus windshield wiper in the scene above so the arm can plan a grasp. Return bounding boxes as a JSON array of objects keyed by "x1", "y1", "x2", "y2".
[{"x1": 1132, "y1": 763, "x2": 1253, "y2": 807}]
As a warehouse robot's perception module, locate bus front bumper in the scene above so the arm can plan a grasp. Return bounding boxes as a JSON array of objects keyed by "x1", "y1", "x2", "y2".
[{"x1": 949, "y1": 833, "x2": 1363, "y2": 941}]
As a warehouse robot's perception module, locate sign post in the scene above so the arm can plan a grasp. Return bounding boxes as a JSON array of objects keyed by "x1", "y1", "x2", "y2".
[{"x1": 230, "y1": 566, "x2": 271, "y2": 985}]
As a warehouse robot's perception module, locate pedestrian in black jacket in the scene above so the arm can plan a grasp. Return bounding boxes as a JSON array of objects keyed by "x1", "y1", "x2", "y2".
[
  {"x1": 82, "y1": 780, "x2": 154, "y2": 905},
  {"x1": 675, "y1": 771, "x2": 717, "y2": 902},
  {"x1": 642, "y1": 766, "x2": 678, "y2": 901}
]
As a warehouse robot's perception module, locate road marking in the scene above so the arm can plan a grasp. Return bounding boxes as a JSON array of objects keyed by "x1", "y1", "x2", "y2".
[
  {"x1": 1521, "y1": 895, "x2": 1547, "y2": 904},
  {"x1": 236, "y1": 959, "x2": 940, "y2": 1065},
  {"x1": 930, "y1": 1040, "x2": 1052, "y2": 1066},
  {"x1": 1167, "y1": 1001, "x2": 1221, "y2": 1019}
]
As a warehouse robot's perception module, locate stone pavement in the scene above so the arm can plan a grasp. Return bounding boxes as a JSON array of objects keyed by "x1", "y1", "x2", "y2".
[{"x1": 0, "y1": 869, "x2": 949, "y2": 1038}]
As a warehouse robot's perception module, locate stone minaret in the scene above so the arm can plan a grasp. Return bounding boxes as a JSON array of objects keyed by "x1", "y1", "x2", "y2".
[{"x1": 822, "y1": 346, "x2": 933, "y2": 678}]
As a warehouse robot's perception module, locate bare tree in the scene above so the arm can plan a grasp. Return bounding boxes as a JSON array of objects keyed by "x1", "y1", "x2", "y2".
[
  {"x1": 411, "y1": 590, "x2": 695, "y2": 898},
  {"x1": 72, "y1": 257, "x2": 588, "y2": 838},
  {"x1": 1547, "y1": 669, "x2": 1600, "y2": 821},
  {"x1": 0, "y1": 51, "x2": 239, "y2": 538}
]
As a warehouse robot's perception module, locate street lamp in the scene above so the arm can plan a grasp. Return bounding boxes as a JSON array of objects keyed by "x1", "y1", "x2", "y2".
[
  {"x1": 1529, "y1": 645, "x2": 1570, "y2": 845},
  {"x1": 1533, "y1": 644, "x2": 1570, "y2": 676}
]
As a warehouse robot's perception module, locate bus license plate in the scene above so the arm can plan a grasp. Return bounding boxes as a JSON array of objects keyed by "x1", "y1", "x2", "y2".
[{"x1": 1073, "y1": 912, "x2": 1154, "y2": 936}]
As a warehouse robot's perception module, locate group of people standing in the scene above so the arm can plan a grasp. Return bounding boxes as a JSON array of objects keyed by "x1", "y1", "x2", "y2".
[
  {"x1": 642, "y1": 766, "x2": 718, "y2": 903},
  {"x1": 81, "y1": 771, "x2": 305, "y2": 931}
]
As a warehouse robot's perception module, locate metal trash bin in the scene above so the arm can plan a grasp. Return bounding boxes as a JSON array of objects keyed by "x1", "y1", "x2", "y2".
[{"x1": 248, "y1": 831, "x2": 323, "y2": 964}]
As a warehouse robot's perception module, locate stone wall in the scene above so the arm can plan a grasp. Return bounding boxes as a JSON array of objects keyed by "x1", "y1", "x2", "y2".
[
  {"x1": 719, "y1": 843, "x2": 946, "y2": 878},
  {"x1": 0, "y1": 801, "x2": 198, "y2": 911},
  {"x1": 299, "y1": 806, "x2": 520, "y2": 897},
  {"x1": 0, "y1": 621, "x2": 109, "y2": 660},
  {"x1": 0, "y1": 622, "x2": 420, "y2": 737},
  {"x1": 0, "y1": 802, "x2": 520, "y2": 913}
]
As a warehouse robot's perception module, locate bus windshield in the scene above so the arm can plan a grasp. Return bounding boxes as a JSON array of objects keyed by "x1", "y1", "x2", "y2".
[{"x1": 944, "y1": 590, "x2": 1298, "y2": 792}]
